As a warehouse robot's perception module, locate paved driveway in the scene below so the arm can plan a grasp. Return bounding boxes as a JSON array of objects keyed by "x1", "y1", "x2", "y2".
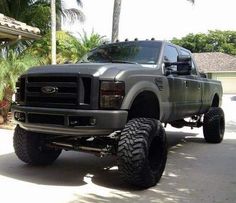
[{"x1": 0, "y1": 95, "x2": 235, "y2": 203}]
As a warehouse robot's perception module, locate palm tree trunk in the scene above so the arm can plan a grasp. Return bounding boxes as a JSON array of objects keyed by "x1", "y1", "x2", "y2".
[
  {"x1": 111, "y1": 0, "x2": 193, "y2": 42},
  {"x1": 51, "y1": 0, "x2": 57, "y2": 64},
  {"x1": 56, "y1": 14, "x2": 62, "y2": 31},
  {"x1": 56, "y1": 0, "x2": 63, "y2": 30},
  {"x1": 112, "y1": 0, "x2": 122, "y2": 42}
]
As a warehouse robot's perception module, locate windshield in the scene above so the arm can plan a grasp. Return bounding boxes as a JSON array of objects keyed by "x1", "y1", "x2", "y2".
[{"x1": 79, "y1": 41, "x2": 162, "y2": 65}]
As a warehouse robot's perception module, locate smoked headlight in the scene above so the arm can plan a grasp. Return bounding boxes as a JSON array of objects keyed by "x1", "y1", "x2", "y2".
[
  {"x1": 15, "y1": 76, "x2": 25, "y2": 104},
  {"x1": 100, "y1": 81, "x2": 125, "y2": 109}
]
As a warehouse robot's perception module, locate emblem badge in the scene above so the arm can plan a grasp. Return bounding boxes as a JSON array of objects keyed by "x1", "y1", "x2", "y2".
[{"x1": 41, "y1": 86, "x2": 58, "y2": 94}]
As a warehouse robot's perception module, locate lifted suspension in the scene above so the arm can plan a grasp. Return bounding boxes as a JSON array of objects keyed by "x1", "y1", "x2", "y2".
[
  {"x1": 168, "y1": 115, "x2": 203, "y2": 129},
  {"x1": 45, "y1": 132, "x2": 120, "y2": 157}
]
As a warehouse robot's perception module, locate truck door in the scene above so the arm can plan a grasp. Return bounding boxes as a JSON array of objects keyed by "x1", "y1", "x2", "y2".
[
  {"x1": 179, "y1": 49, "x2": 202, "y2": 116},
  {"x1": 163, "y1": 45, "x2": 188, "y2": 120}
]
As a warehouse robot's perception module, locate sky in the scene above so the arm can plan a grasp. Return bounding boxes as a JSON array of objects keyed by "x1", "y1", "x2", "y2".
[{"x1": 63, "y1": 0, "x2": 236, "y2": 41}]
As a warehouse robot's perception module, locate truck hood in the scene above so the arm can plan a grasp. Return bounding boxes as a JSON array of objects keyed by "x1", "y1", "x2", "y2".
[{"x1": 26, "y1": 63, "x2": 144, "y2": 80}]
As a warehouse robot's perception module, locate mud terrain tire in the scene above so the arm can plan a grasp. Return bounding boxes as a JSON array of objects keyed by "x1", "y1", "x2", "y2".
[
  {"x1": 203, "y1": 107, "x2": 225, "y2": 143},
  {"x1": 118, "y1": 118, "x2": 167, "y2": 188},
  {"x1": 14, "y1": 125, "x2": 62, "y2": 165}
]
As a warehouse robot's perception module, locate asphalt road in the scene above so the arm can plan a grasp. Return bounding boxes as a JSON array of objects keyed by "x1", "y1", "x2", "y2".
[{"x1": 0, "y1": 95, "x2": 235, "y2": 203}]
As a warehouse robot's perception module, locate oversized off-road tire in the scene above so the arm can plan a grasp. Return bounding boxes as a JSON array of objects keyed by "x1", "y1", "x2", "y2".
[
  {"x1": 13, "y1": 125, "x2": 62, "y2": 165},
  {"x1": 118, "y1": 118, "x2": 167, "y2": 188},
  {"x1": 203, "y1": 107, "x2": 225, "y2": 143}
]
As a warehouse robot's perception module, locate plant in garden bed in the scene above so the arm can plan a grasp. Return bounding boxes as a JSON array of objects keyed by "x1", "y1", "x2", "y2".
[{"x1": 0, "y1": 50, "x2": 42, "y2": 122}]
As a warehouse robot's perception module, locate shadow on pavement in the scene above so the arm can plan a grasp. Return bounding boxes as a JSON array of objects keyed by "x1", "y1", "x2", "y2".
[
  {"x1": 0, "y1": 130, "x2": 199, "y2": 189},
  {"x1": 166, "y1": 131, "x2": 202, "y2": 147},
  {"x1": 0, "y1": 151, "x2": 115, "y2": 187},
  {"x1": 72, "y1": 136, "x2": 236, "y2": 203},
  {"x1": 1, "y1": 130, "x2": 236, "y2": 203}
]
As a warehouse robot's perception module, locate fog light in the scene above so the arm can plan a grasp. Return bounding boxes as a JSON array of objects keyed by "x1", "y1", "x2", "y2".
[
  {"x1": 69, "y1": 116, "x2": 95, "y2": 127},
  {"x1": 14, "y1": 112, "x2": 26, "y2": 122}
]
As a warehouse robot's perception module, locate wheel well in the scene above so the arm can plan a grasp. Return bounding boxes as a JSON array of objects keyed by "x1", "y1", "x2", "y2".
[
  {"x1": 128, "y1": 91, "x2": 160, "y2": 120},
  {"x1": 212, "y1": 94, "x2": 219, "y2": 107}
]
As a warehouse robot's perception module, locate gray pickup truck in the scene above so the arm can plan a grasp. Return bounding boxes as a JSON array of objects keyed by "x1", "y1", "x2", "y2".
[{"x1": 12, "y1": 40, "x2": 225, "y2": 188}]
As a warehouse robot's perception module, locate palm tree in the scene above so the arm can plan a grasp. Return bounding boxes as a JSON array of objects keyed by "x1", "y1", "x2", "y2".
[
  {"x1": 111, "y1": 0, "x2": 195, "y2": 42},
  {"x1": 0, "y1": 0, "x2": 84, "y2": 34},
  {"x1": 0, "y1": 0, "x2": 84, "y2": 63},
  {"x1": 26, "y1": 31, "x2": 107, "y2": 64},
  {"x1": 112, "y1": 0, "x2": 122, "y2": 42},
  {"x1": 51, "y1": 0, "x2": 57, "y2": 64},
  {"x1": 77, "y1": 31, "x2": 107, "y2": 59}
]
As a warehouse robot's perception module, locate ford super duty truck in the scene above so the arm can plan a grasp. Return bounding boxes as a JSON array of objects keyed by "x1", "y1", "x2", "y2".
[{"x1": 12, "y1": 40, "x2": 225, "y2": 188}]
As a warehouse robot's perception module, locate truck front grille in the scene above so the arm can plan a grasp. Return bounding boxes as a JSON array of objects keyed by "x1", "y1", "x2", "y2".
[{"x1": 17, "y1": 74, "x2": 97, "y2": 109}]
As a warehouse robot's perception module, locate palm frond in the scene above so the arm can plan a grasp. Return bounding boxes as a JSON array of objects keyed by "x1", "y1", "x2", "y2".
[
  {"x1": 187, "y1": 0, "x2": 195, "y2": 4},
  {"x1": 63, "y1": 8, "x2": 85, "y2": 23}
]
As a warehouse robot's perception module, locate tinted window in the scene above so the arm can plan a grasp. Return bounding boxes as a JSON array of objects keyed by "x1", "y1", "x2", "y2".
[
  {"x1": 80, "y1": 41, "x2": 162, "y2": 65},
  {"x1": 163, "y1": 45, "x2": 178, "y2": 62}
]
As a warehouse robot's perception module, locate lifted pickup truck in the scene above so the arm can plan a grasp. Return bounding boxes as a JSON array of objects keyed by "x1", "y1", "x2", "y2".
[{"x1": 12, "y1": 40, "x2": 225, "y2": 188}]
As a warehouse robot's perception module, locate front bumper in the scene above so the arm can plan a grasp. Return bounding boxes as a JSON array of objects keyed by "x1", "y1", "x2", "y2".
[{"x1": 12, "y1": 105, "x2": 128, "y2": 136}]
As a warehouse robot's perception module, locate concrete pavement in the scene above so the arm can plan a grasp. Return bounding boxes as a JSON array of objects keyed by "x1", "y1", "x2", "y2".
[{"x1": 0, "y1": 95, "x2": 235, "y2": 203}]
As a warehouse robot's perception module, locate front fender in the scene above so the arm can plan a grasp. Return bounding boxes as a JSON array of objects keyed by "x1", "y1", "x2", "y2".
[{"x1": 121, "y1": 81, "x2": 162, "y2": 118}]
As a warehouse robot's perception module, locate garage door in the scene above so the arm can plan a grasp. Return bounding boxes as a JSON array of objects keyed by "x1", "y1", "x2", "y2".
[{"x1": 217, "y1": 77, "x2": 236, "y2": 94}]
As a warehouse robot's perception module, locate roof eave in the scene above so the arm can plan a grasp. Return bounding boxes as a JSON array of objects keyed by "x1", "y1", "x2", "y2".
[
  {"x1": 0, "y1": 25, "x2": 41, "y2": 40},
  {"x1": 204, "y1": 70, "x2": 236, "y2": 73}
]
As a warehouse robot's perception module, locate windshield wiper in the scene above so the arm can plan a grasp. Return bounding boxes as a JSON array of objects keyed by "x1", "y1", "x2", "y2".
[{"x1": 110, "y1": 60, "x2": 138, "y2": 64}]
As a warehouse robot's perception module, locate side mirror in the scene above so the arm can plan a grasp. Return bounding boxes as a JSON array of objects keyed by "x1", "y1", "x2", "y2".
[
  {"x1": 164, "y1": 55, "x2": 192, "y2": 75},
  {"x1": 176, "y1": 55, "x2": 192, "y2": 75}
]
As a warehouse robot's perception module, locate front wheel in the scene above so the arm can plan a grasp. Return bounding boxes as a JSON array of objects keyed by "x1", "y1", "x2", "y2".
[
  {"x1": 118, "y1": 118, "x2": 167, "y2": 188},
  {"x1": 13, "y1": 125, "x2": 62, "y2": 165},
  {"x1": 203, "y1": 107, "x2": 225, "y2": 143}
]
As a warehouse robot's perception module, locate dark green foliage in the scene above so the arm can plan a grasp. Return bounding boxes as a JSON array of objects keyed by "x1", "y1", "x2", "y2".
[
  {"x1": 171, "y1": 30, "x2": 236, "y2": 55},
  {"x1": 77, "y1": 31, "x2": 108, "y2": 59},
  {"x1": 23, "y1": 1, "x2": 52, "y2": 35}
]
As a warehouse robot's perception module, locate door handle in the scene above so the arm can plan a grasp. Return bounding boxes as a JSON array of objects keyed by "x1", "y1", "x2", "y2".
[
  {"x1": 198, "y1": 83, "x2": 201, "y2": 89},
  {"x1": 184, "y1": 80, "x2": 188, "y2": 88}
]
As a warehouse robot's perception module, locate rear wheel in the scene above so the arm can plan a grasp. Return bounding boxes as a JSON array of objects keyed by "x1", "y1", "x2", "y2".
[
  {"x1": 118, "y1": 118, "x2": 167, "y2": 188},
  {"x1": 203, "y1": 107, "x2": 225, "y2": 143},
  {"x1": 13, "y1": 125, "x2": 62, "y2": 165}
]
